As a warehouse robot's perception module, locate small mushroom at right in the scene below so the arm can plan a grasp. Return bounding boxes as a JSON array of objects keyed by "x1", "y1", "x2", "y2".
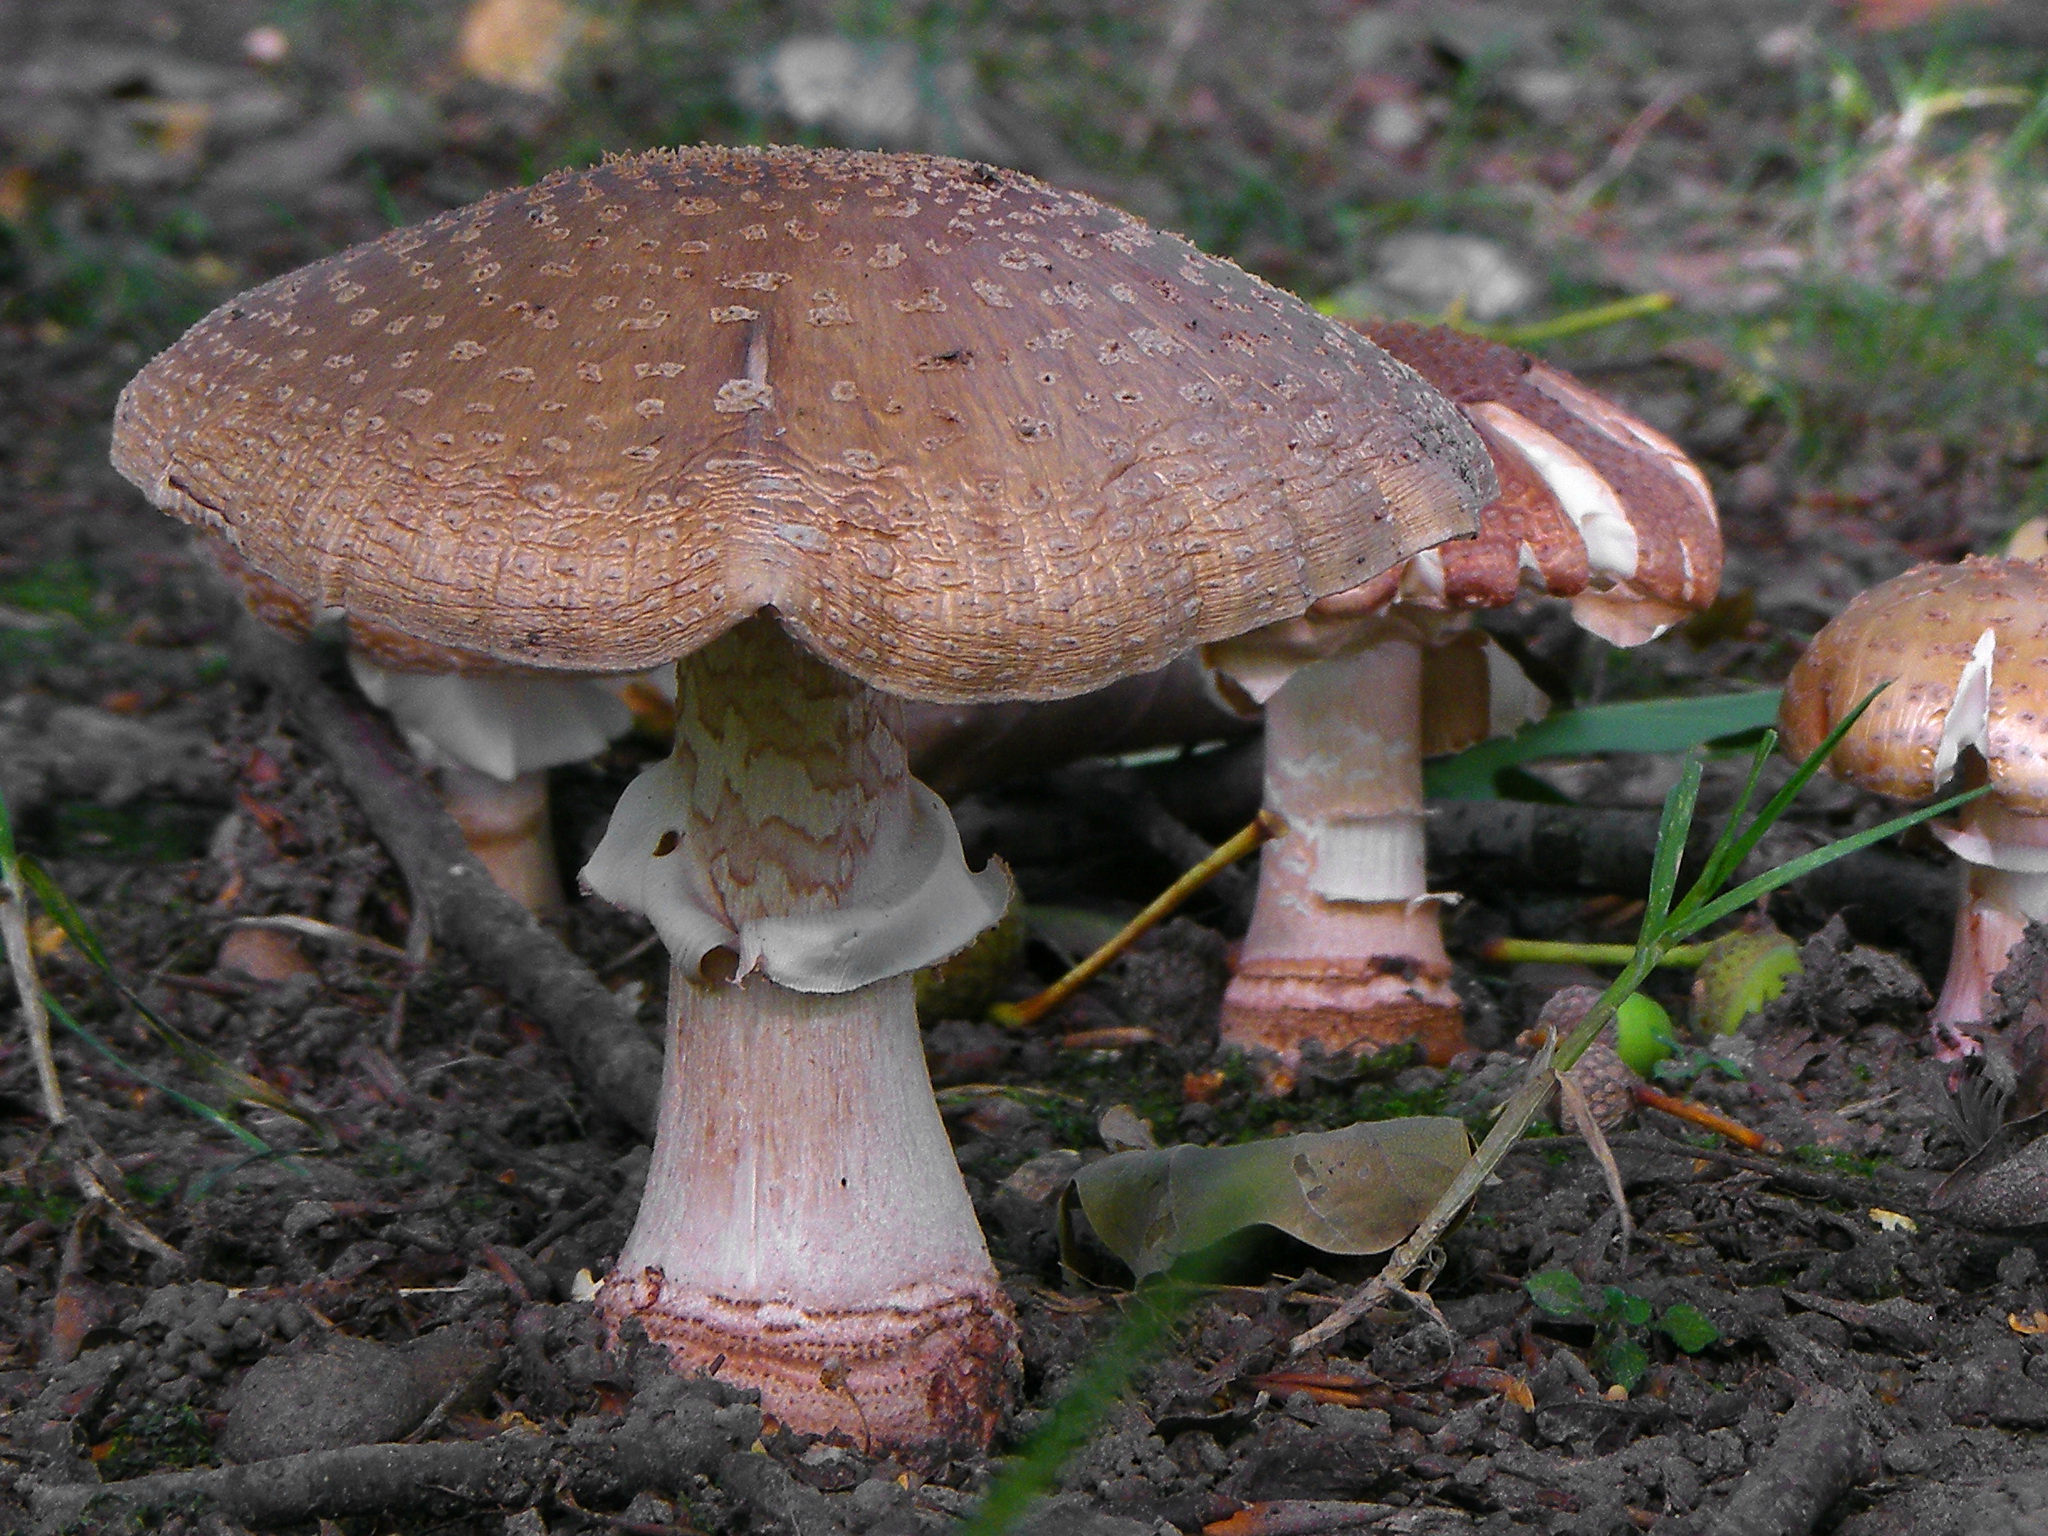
[
  {"x1": 1777, "y1": 555, "x2": 2048, "y2": 1057},
  {"x1": 1205, "y1": 322, "x2": 1723, "y2": 1072}
]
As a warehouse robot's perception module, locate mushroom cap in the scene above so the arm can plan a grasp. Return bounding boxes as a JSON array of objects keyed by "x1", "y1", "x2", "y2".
[
  {"x1": 1778, "y1": 556, "x2": 2048, "y2": 813},
  {"x1": 1357, "y1": 322, "x2": 1721, "y2": 644},
  {"x1": 114, "y1": 146, "x2": 1493, "y2": 704},
  {"x1": 209, "y1": 539, "x2": 501, "y2": 675}
]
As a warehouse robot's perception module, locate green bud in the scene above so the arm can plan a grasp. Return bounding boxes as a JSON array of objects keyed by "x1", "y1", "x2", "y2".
[{"x1": 1614, "y1": 993, "x2": 1676, "y2": 1076}]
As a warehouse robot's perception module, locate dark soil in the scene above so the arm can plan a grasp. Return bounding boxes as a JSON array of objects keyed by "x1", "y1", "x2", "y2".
[{"x1": 7, "y1": 2, "x2": 2048, "y2": 1534}]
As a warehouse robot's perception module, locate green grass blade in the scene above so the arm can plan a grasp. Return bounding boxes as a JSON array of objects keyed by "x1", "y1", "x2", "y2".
[
  {"x1": 1700, "y1": 683, "x2": 1890, "y2": 892},
  {"x1": 1676, "y1": 732, "x2": 1780, "y2": 917},
  {"x1": 957, "y1": 1284, "x2": 1192, "y2": 1536},
  {"x1": 1672, "y1": 785, "x2": 1988, "y2": 939},
  {"x1": 1423, "y1": 691, "x2": 1784, "y2": 800},
  {"x1": 18, "y1": 855, "x2": 334, "y2": 1144},
  {"x1": 19, "y1": 857, "x2": 110, "y2": 970},
  {"x1": 1640, "y1": 750, "x2": 1704, "y2": 943},
  {"x1": 42, "y1": 992, "x2": 279, "y2": 1157}
]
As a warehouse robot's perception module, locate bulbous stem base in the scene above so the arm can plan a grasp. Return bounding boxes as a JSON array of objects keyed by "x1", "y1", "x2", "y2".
[
  {"x1": 601, "y1": 969, "x2": 1017, "y2": 1458},
  {"x1": 1220, "y1": 637, "x2": 1465, "y2": 1071}
]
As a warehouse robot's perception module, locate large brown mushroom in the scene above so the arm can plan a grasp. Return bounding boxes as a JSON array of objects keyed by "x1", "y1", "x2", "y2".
[
  {"x1": 1778, "y1": 556, "x2": 2048, "y2": 1056},
  {"x1": 1205, "y1": 323, "x2": 1722, "y2": 1069},
  {"x1": 111, "y1": 146, "x2": 1493, "y2": 1454}
]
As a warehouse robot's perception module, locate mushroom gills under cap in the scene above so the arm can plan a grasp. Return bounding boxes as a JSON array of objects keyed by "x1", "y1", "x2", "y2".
[
  {"x1": 581, "y1": 752, "x2": 1011, "y2": 994},
  {"x1": 1468, "y1": 402, "x2": 1641, "y2": 583},
  {"x1": 1355, "y1": 320, "x2": 1721, "y2": 634},
  {"x1": 349, "y1": 655, "x2": 652, "y2": 782}
]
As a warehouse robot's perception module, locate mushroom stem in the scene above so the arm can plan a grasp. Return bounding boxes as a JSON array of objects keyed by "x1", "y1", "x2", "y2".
[
  {"x1": 594, "y1": 618, "x2": 1016, "y2": 1456},
  {"x1": 1220, "y1": 632, "x2": 1465, "y2": 1068},
  {"x1": 1930, "y1": 864, "x2": 2048, "y2": 1044},
  {"x1": 607, "y1": 968, "x2": 1014, "y2": 1454},
  {"x1": 435, "y1": 765, "x2": 564, "y2": 920}
]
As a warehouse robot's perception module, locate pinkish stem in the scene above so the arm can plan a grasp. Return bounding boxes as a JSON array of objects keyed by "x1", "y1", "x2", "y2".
[
  {"x1": 1927, "y1": 799, "x2": 2048, "y2": 1058},
  {"x1": 608, "y1": 969, "x2": 1014, "y2": 1454},
  {"x1": 1220, "y1": 631, "x2": 1465, "y2": 1068},
  {"x1": 437, "y1": 765, "x2": 564, "y2": 920},
  {"x1": 1930, "y1": 865, "x2": 2048, "y2": 1058},
  {"x1": 596, "y1": 618, "x2": 1016, "y2": 1457}
]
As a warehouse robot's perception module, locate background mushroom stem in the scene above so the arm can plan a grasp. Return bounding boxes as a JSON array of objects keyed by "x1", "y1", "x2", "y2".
[
  {"x1": 1219, "y1": 627, "x2": 1464, "y2": 1068},
  {"x1": 1928, "y1": 797, "x2": 2048, "y2": 1044},
  {"x1": 435, "y1": 765, "x2": 564, "y2": 920},
  {"x1": 590, "y1": 617, "x2": 1017, "y2": 1456}
]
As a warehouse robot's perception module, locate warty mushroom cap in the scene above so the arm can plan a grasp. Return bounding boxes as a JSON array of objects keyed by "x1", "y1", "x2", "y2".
[
  {"x1": 1778, "y1": 556, "x2": 2048, "y2": 818},
  {"x1": 113, "y1": 146, "x2": 1494, "y2": 705},
  {"x1": 1358, "y1": 322, "x2": 1721, "y2": 644}
]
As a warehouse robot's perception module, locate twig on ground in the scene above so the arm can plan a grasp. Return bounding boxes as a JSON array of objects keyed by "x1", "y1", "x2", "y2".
[
  {"x1": 1, "y1": 809, "x2": 64, "y2": 1124},
  {"x1": 225, "y1": 913, "x2": 411, "y2": 960},
  {"x1": 233, "y1": 619, "x2": 662, "y2": 1138},
  {"x1": 1558, "y1": 1073, "x2": 1635, "y2": 1248},
  {"x1": 384, "y1": 902, "x2": 433, "y2": 1054},
  {"x1": 29, "y1": 1421, "x2": 707, "y2": 1530},
  {"x1": 1562, "y1": 77, "x2": 1698, "y2": 213},
  {"x1": 993, "y1": 810, "x2": 1279, "y2": 1028},
  {"x1": 1604, "y1": 1131, "x2": 1928, "y2": 1213},
  {"x1": 1704, "y1": 1387, "x2": 1875, "y2": 1536}
]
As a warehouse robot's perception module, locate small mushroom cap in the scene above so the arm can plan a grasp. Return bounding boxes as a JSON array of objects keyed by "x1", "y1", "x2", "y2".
[
  {"x1": 115, "y1": 146, "x2": 1493, "y2": 705},
  {"x1": 1357, "y1": 322, "x2": 1721, "y2": 643},
  {"x1": 1779, "y1": 557, "x2": 2048, "y2": 813}
]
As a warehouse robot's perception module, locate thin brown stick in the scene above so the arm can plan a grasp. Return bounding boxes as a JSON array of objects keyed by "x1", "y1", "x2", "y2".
[
  {"x1": 992, "y1": 810, "x2": 1281, "y2": 1029},
  {"x1": 1558, "y1": 1073, "x2": 1634, "y2": 1248},
  {"x1": 0, "y1": 840, "x2": 63, "y2": 1123},
  {"x1": 234, "y1": 620, "x2": 662, "y2": 1137},
  {"x1": 1633, "y1": 1084, "x2": 1770, "y2": 1151}
]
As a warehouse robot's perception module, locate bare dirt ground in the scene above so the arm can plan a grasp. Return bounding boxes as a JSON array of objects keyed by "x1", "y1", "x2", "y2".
[{"x1": 8, "y1": 2, "x2": 2048, "y2": 1533}]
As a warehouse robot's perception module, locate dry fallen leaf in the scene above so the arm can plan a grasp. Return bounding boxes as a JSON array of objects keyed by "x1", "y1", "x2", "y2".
[
  {"x1": 2009, "y1": 1310, "x2": 2048, "y2": 1336},
  {"x1": 1075, "y1": 1118, "x2": 1471, "y2": 1279},
  {"x1": 457, "y1": 0, "x2": 587, "y2": 95},
  {"x1": 1847, "y1": 0, "x2": 2004, "y2": 31},
  {"x1": 1869, "y1": 1208, "x2": 1918, "y2": 1234}
]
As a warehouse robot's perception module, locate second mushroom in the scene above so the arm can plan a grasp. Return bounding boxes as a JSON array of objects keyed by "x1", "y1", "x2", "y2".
[{"x1": 1204, "y1": 323, "x2": 1723, "y2": 1071}]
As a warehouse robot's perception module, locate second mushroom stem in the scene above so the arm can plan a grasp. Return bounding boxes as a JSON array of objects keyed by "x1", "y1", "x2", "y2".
[{"x1": 1221, "y1": 631, "x2": 1465, "y2": 1067}]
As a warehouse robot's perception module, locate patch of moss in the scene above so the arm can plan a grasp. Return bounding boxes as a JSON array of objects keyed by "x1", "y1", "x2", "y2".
[
  {"x1": 0, "y1": 1183, "x2": 79, "y2": 1227},
  {"x1": 1792, "y1": 1144, "x2": 1888, "y2": 1178},
  {"x1": 0, "y1": 561, "x2": 103, "y2": 624},
  {"x1": 94, "y1": 1404, "x2": 214, "y2": 1481}
]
